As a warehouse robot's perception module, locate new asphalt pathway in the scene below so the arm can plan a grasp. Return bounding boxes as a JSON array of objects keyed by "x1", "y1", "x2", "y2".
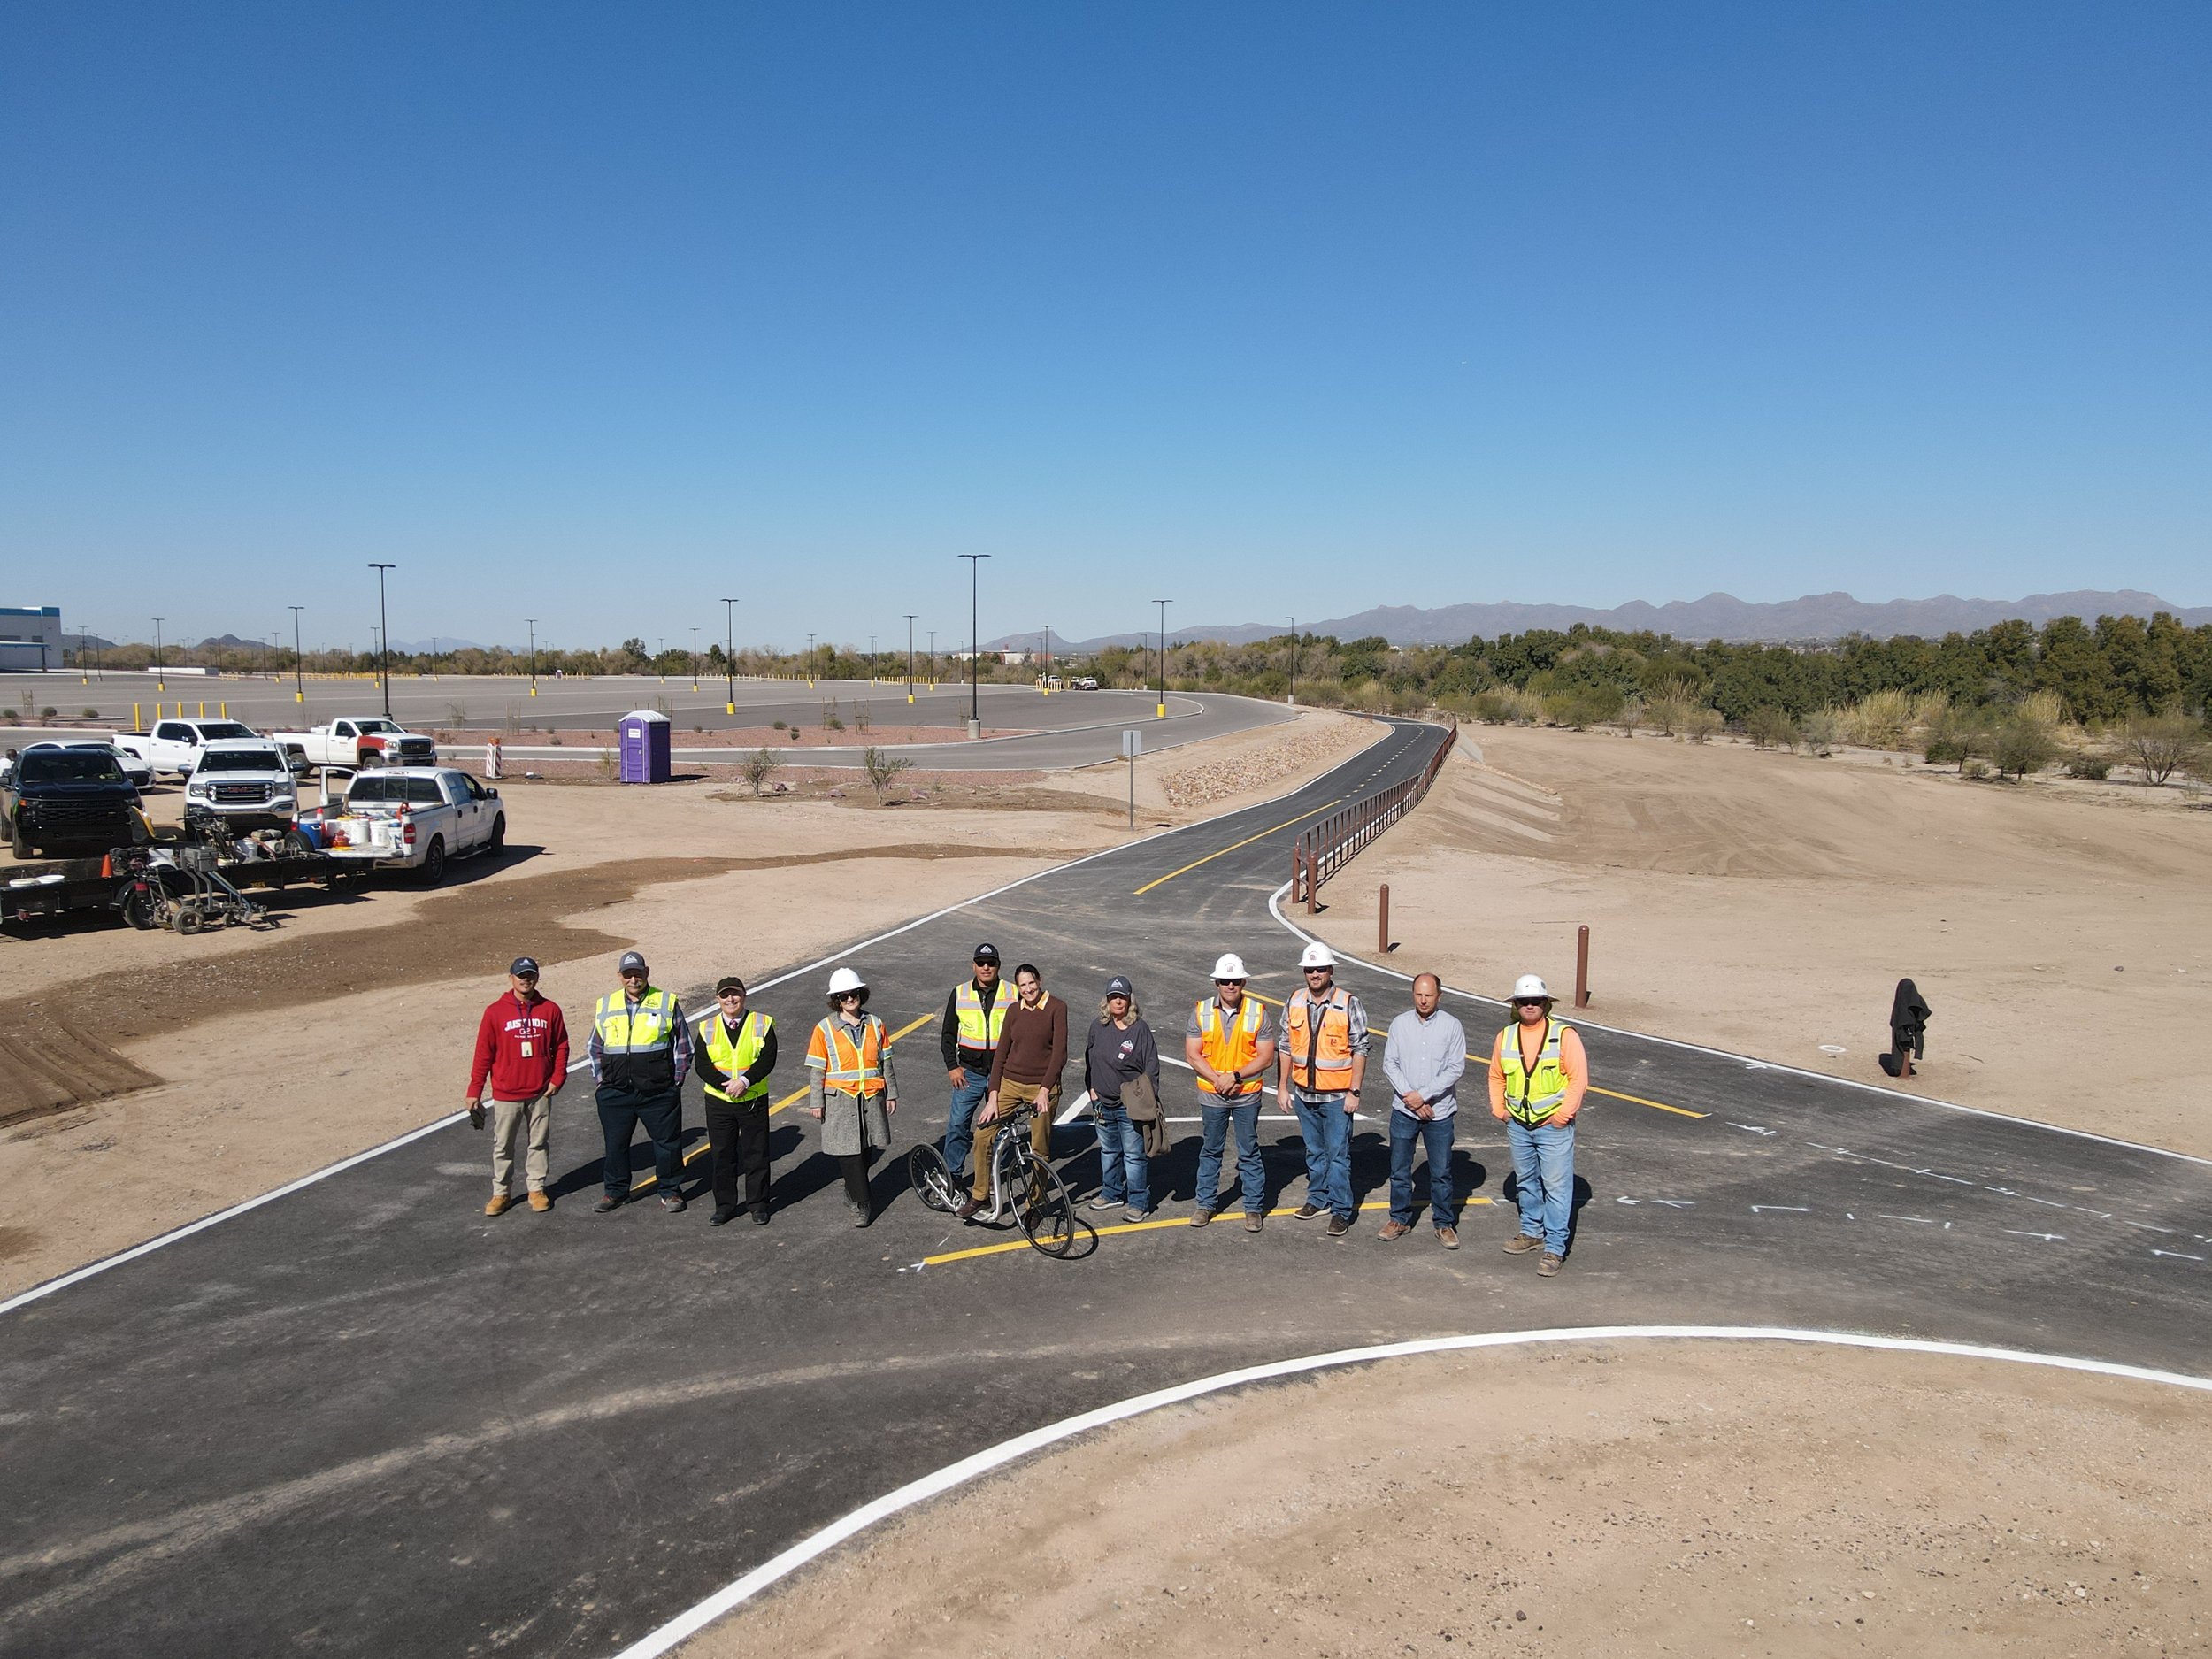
[{"x1": 4, "y1": 718, "x2": 2209, "y2": 1656}]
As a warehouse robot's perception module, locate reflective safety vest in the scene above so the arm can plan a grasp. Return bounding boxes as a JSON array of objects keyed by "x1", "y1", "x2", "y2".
[
  {"x1": 809, "y1": 1014, "x2": 888, "y2": 1097},
  {"x1": 953, "y1": 981, "x2": 1010, "y2": 1054},
  {"x1": 1496, "y1": 1018, "x2": 1573, "y2": 1125},
  {"x1": 1194, "y1": 995, "x2": 1268, "y2": 1094},
  {"x1": 698, "y1": 1009, "x2": 773, "y2": 1103},
  {"x1": 595, "y1": 988, "x2": 682, "y2": 1094},
  {"x1": 1282, "y1": 987, "x2": 1356, "y2": 1094}
]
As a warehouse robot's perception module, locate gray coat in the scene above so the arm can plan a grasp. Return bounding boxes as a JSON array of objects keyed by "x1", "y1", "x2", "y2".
[{"x1": 807, "y1": 1014, "x2": 898, "y2": 1156}]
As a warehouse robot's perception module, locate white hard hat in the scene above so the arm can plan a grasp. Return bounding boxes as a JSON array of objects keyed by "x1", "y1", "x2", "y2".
[
  {"x1": 1210, "y1": 953, "x2": 1249, "y2": 980},
  {"x1": 1298, "y1": 942, "x2": 1337, "y2": 970},
  {"x1": 1511, "y1": 973, "x2": 1551, "y2": 1001},
  {"x1": 826, "y1": 966, "x2": 866, "y2": 995}
]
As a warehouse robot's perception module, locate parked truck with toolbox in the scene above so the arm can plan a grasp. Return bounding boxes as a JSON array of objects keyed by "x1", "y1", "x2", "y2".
[
  {"x1": 296, "y1": 766, "x2": 503, "y2": 884},
  {"x1": 273, "y1": 717, "x2": 438, "y2": 772},
  {"x1": 180, "y1": 739, "x2": 299, "y2": 834},
  {"x1": 113, "y1": 718, "x2": 262, "y2": 780}
]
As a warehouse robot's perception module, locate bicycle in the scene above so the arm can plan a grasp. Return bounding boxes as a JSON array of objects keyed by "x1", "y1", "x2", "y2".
[{"x1": 909, "y1": 1102, "x2": 1078, "y2": 1257}]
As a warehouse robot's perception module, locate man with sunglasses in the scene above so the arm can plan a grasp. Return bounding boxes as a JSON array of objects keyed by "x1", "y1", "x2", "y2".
[
  {"x1": 1275, "y1": 942, "x2": 1368, "y2": 1238},
  {"x1": 1186, "y1": 953, "x2": 1277, "y2": 1231},
  {"x1": 465, "y1": 956, "x2": 570, "y2": 1216},
  {"x1": 695, "y1": 975, "x2": 778, "y2": 1227},
  {"x1": 1488, "y1": 973, "x2": 1589, "y2": 1275}
]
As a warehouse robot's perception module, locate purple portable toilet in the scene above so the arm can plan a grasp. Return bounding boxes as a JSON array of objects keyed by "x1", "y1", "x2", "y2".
[{"x1": 618, "y1": 710, "x2": 672, "y2": 783}]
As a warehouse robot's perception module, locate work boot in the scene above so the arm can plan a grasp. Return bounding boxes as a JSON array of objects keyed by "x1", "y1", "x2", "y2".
[
  {"x1": 660, "y1": 1191, "x2": 687, "y2": 1214},
  {"x1": 1437, "y1": 1226, "x2": 1460, "y2": 1250},
  {"x1": 1293, "y1": 1202, "x2": 1325, "y2": 1220},
  {"x1": 1243, "y1": 1213, "x2": 1264, "y2": 1233},
  {"x1": 1537, "y1": 1253, "x2": 1565, "y2": 1277},
  {"x1": 1188, "y1": 1206, "x2": 1214, "y2": 1229},
  {"x1": 751, "y1": 1205, "x2": 771, "y2": 1226},
  {"x1": 595, "y1": 1192, "x2": 626, "y2": 1213},
  {"x1": 1502, "y1": 1233, "x2": 1544, "y2": 1255},
  {"x1": 1378, "y1": 1219, "x2": 1413, "y2": 1241},
  {"x1": 956, "y1": 1194, "x2": 983, "y2": 1222},
  {"x1": 709, "y1": 1205, "x2": 741, "y2": 1226},
  {"x1": 484, "y1": 1194, "x2": 511, "y2": 1217},
  {"x1": 526, "y1": 1191, "x2": 551, "y2": 1213},
  {"x1": 1123, "y1": 1205, "x2": 1151, "y2": 1225},
  {"x1": 1325, "y1": 1215, "x2": 1351, "y2": 1238}
]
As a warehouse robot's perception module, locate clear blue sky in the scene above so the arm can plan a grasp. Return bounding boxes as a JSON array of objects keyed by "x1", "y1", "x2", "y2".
[{"x1": 4, "y1": 3, "x2": 2207, "y2": 651}]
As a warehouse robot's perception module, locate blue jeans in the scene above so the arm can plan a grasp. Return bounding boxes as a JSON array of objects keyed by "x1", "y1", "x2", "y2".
[
  {"x1": 1196, "y1": 1094, "x2": 1265, "y2": 1215},
  {"x1": 1506, "y1": 1118, "x2": 1576, "y2": 1254},
  {"x1": 943, "y1": 1067, "x2": 990, "y2": 1180},
  {"x1": 1292, "y1": 1092, "x2": 1354, "y2": 1220},
  {"x1": 597, "y1": 1086, "x2": 685, "y2": 1199},
  {"x1": 1388, "y1": 1110, "x2": 1456, "y2": 1227},
  {"x1": 1092, "y1": 1099, "x2": 1150, "y2": 1213}
]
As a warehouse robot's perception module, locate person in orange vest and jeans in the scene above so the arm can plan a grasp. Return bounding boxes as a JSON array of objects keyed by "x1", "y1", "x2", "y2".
[
  {"x1": 805, "y1": 966, "x2": 899, "y2": 1226},
  {"x1": 1275, "y1": 941, "x2": 1370, "y2": 1238},
  {"x1": 1186, "y1": 953, "x2": 1278, "y2": 1232}
]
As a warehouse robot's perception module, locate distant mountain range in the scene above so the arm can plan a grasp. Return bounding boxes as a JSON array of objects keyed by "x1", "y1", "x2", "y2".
[{"x1": 999, "y1": 589, "x2": 2212, "y2": 651}]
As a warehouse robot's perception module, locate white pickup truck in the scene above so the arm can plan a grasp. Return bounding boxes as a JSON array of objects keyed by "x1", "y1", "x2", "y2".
[
  {"x1": 180, "y1": 739, "x2": 298, "y2": 833},
  {"x1": 273, "y1": 717, "x2": 438, "y2": 772},
  {"x1": 302, "y1": 766, "x2": 504, "y2": 883},
  {"x1": 114, "y1": 718, "x2": 262, "y2": 780}
]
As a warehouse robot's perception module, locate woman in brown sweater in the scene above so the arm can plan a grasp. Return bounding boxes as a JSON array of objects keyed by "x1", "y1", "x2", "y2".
[{"x1": 963, "y1": 964, "x2": 1067, "y2": 1210}]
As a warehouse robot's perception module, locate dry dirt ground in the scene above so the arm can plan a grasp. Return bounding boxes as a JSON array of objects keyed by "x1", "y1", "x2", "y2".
[
  {"x1": 0, "y1": 711, "x2": 1382, "y2": 1299},
  {"x1": 1304, "y1": 726, "x2": 2212, "y2": 1159},
  {"x1": 682, "y1": 1340, "x2": 2210, "y2": 1659}
]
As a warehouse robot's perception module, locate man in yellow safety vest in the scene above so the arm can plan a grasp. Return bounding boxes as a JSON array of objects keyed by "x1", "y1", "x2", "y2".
[
  {"x1": 695, "y1": 975, "x2": 777, "y2": 1227},
  {"x1": 588, "y1": 950, "x2": 692, "y2": 1213},
  {"x1": 1488, "y1": 972, "x2": 1589, "y2": 1276},
  {"x1": 936, "y1": 942, "x2": 1007, "y2": 1187},
  {"x1": 1184, "y1": 953, "x2": 1278, "y2": 1232}
]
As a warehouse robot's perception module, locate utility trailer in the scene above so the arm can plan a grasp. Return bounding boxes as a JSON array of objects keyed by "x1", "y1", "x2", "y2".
[{"x1": 0, "y1": 833, "x2": 358, "y2": 933}]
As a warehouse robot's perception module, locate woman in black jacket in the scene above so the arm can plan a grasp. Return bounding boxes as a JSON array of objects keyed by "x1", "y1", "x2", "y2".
[{"x1": 1084, "y1": 975, "x2": 1161, "y2": 1220}]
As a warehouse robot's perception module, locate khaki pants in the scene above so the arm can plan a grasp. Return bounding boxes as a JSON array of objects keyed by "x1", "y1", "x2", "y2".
[
  {"x1": 972, "y1": 1079, "x2": 1056, "y2": 1201},
  {"x1": 492, "y1": 1094, "x2": 552, "y2": 1194}
]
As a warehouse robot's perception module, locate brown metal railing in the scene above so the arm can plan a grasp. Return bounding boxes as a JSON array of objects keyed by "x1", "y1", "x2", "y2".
[{"x1": 1290, "y1": 719, "x2": 1456, "y2": 912}]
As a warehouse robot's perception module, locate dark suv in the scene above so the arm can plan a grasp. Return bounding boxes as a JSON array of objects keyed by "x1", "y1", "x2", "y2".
[{"x1": 2, "y1": 745, "x2": 147, "y2": 859}]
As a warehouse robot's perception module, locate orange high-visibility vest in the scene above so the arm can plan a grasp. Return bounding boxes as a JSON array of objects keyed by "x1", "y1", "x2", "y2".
[
  {"x1": 808, "y1": 1014, "x2": 888, "y2": 1097},
  {"x1": 1282, "y1": 987, "x2": 1355, "y2": 1093},
  {"x1": 1193, "y1": 995, "x2": 1267, "y2": 1094}
]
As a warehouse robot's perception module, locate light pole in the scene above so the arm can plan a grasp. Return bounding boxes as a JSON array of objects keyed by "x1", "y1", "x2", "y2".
[
  {"x1": 720, "y1": 598, "x2": 736, "y2": 714},
  {"x1": 368, "y1": 563, "x2": 395, "y2": 718},
  {"x1": 657, "y1": 637, "x2": 665, "y2": 684},
  {"x1": 927, "y1": 629, "x2": 936, "y2": 690},
  {"x1": 807, "y1": 632, "x2": 815, "y2": 688},
  {"x1": 959, "y1": 554, "x2": 990, "y2": 739},
  {"x1": 526, "y1": 618, "x2": 538, "y2": 697},
  {"x1": 869, "y1": 634, "x2": 877, "y2": 685},
  {"x1": 1039, "y1": 625, "x2": 1051, "y2": 694},
  {"x1": 153, "y1": 618, "x2": 165, "y2": 693},
  {"x1": 1286, "y1": 616, "x2": 1297, "y2": 706},
  {"x1": 903, "y1": 614, "x2": 917, "y2": 705},
  {"x1": 288, "y1": 606, "x2": 304, "y2": 702},
  {"x1": 689, "y1": 626, "x2": 699, "y2": 691},
  {"x1": 1153, "y1": 599, "x2": 1171, "y2": 718}
]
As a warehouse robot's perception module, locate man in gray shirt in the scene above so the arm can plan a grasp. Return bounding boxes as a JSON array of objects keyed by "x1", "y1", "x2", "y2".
[{"x1": 1379, "y1": 973, "x2": 1468, "y2": 1248}]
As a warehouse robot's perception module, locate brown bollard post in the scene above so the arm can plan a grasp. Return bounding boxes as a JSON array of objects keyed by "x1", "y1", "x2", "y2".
[
  {"x1": 1379, "y1": 883, "x2": 1390, "y2": 954},
  {"x1": 1575, "y1": 925, "x2": 1592, "y2": 1008}
]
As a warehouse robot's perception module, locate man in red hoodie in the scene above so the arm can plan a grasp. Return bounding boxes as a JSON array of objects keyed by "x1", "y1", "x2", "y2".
[{"x1": 466, "y1": 956, "x2": 572, "y2": 1215}]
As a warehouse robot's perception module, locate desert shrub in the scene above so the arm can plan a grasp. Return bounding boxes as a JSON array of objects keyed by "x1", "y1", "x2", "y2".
[
  {"x1": 738, "y1": 748, "x2": 780, "y2": 796},
  {"x1": 1743, "y1": 706, "x2": 1798, "y2": 749},
  {"x1": 2120, "y1": 712, "x2": 2207, "y2": 786},
  {"x1": 1683, "y1": 706, "x2": 1724, "y2": 743},
  {"x1": 1543, "y1": 685, "x2": 1624, "y2": 730},
  {"x1": 1618, "y1": 698, "x2": 1646, "y2": 737},
  {"x1": 1645, "y1": 687, "x2": 1696, "y2": 736},
  {"x1": 82, "y1": 707, "x2": 100, "y2": 719},
  {"x1": 1799, "y1": 708, "x2": 1840, "y2": 753},
  {"x1": 447, "y1": 703, "x2": 470, "y2": 727},
  {"x1": 860, "y1": 746, "x2": 912, "y2": 799},
  {"x1": 772, "y1": 718, "x2": 787, "y2": 731},
  {"x1": 1993, "y1": 713, "x2": 2061, "y2": 779},
  {"x1": 2065, "y1": 751, "x2": 2112, "y2": 780},
  {"x1": 1836, "y1": 688, "x2": 1915, "y2": 750},
  {"x1": 1468, "y1": 690, "x2": 1516, "y2": 724}
]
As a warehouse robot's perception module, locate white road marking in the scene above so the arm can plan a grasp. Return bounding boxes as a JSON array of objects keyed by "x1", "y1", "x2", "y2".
[
  {"x1": 1750, "y1": 1204, "x2": 1810, "y2": 1214},
  {"x1": 1878, "y1": 1214, "x2": 1936, "y2": 1225},
  {"x1": 2004, "y1": 1230, "x2": 2066, "y2": 1243},
  {"x1": 606, "y1": 1325, "x2": 2212, "y2": 1659},
  {"x1": 1727, "y1": 1122, "x2": 1776, "y2": 1136},
  {"x1": 2152, "y1": 1249, "x2": 2205, "y2": 1262}
]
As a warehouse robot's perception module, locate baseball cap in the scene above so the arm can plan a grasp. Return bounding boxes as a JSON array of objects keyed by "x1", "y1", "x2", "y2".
[
  {"x1": 1105, "y1": 975, "x2": 1133, "y2": 997},
  {"x1": 509, "y1": 956, "x2": 540, "y2": 977},
  {"x1": 618, "y1": 950, "x2": 649, "y2": 974},
  {"x1": 715, "y1": 975, "x2": 746, "y2": 995},
  {"x1": 972, "y1": 942, "x2": 1001, "y2": 964}
]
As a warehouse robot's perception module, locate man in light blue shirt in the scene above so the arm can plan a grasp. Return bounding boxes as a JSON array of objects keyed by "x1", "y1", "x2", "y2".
[{"x1": 1379, "y1": 973, "x2": 1467, "y2": 1248}]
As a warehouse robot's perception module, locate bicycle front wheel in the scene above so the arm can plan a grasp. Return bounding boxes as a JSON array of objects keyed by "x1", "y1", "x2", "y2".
[
  {"x1": 1017, "y1": 1156, "x2": 1079, "y2": 1257},
  {"x1": 908, "y1": 1144, "x2": 961, "y2": 1215}
]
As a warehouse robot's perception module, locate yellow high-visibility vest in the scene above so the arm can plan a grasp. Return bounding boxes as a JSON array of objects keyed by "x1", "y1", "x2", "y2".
[
  {"x1": 698, "y1": 1009, "x2": 772, "y2": 1103},
  {"x1": 954, "y1": 981, "x2": 1010, "y2": 1052},
  {"x1": 1496, "y1": 1018, "x2": 1572, "y2": 1124}
]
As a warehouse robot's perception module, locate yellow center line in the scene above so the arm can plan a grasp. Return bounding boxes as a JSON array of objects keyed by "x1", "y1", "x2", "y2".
[
  {"x1": 921, "y1": 1195, "x2": 1495, "y2": 1266},
  {"x1": 1590, "y1": 1085, "x2": 1706, "y2": 1118},
  {"x1": 1131, "y1": 799, "x2": 1343, "y2": 896},
  {"x1": 629, "y1": 1011, "x2": 937, "y2": 1190}
]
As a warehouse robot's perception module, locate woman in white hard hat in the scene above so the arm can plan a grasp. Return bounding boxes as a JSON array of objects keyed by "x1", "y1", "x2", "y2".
[
  {"x1": 1487, "y1": 973, "x2": 1588, "y2": 1275},
  {"x1": 804, "y1": 966, "x2": 900, "y2": 1225}
]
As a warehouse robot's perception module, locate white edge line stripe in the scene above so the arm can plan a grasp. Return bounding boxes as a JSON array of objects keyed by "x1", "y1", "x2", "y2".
[
  {"x1": 0, "y1": 724, "x2": 1402, "y2": 1317},
  {"x1": 1263, "y1": 883, "x2": 2212, "y2": 1170},
  {"x1": 607, "y1": 1324, "x2": 2212, "y2": 1659}
]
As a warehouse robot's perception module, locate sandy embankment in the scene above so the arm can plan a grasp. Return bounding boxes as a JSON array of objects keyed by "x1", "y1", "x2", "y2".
[
  {"x1": 684, "y1": 1341, "x2": 2211, "y2": 1659},
  {"x1": 1302, "y1": 726, "x2": 2212, "y2": 1156},
  {"x1": 0, "y1": 710, "x2": 1371, "y2": 1298}
]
